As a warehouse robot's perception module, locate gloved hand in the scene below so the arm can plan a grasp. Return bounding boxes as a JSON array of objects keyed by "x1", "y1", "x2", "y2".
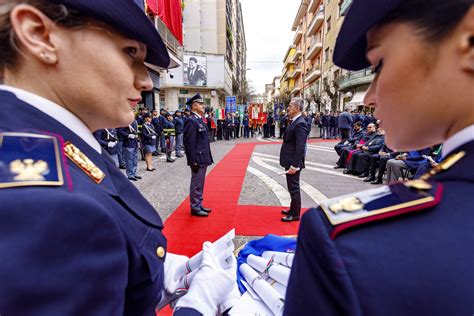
[
  {"x1": 191, "y1": 163, "x2": 200, "y2": 174},
  {"x1": 156, "y1": 253, "x2": 189, "y2": 311},
  {"x1": 107, "y1": 141, "x2": 116, "y2": 148},
  {"x1": 174, "y1": 242, "x2": 237, "y2": 315},
  {"x1": 128, "y1": 134, "x2": 136, "y2": 139},
  {"x1": 152, "y1": 135, "x2": 157, "y2": 140}
]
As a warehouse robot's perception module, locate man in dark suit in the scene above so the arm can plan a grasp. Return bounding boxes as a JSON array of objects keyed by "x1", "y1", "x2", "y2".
[
  {"x1": 279, "y1": 98, "x2": 308, "y2": 222},
  {"x1": 187, "y1": 57, "x2": 206, "y2": 86},
  {"x1": 338, "y1": 106, "x2": 353, "y2": 143},
  {"x1": 183, "y1": 94, "x2": 214, "y2": 217}
]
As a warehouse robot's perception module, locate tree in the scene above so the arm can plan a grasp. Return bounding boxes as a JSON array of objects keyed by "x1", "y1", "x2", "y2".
[{"x1": 323, "y1": 77, "x2": 340, "y2": 111}]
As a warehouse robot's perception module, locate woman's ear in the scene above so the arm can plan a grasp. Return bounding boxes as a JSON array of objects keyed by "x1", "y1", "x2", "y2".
[
  {"x1": 9, "y1": 4, "x2": 58, "y2": 64},
  {"x1": 457, "y1": 7, "x2": 474, "y2": 73}
]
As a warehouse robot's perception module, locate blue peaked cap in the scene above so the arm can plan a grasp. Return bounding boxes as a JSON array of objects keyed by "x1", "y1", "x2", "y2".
[
  {"x1": 333, "y1": 0, "x2": 402, "y2": 71},
  {"x1": 185, "y1": 93, "x2": 204, "y2": 109},
  {"x1": 50, "y1": 0, "x2": 170, "y2": 69}
]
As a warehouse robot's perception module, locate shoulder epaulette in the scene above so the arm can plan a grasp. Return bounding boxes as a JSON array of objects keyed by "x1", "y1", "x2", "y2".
[{"x1": 0, "y1": 132, "x2": 64, "y2": 188}]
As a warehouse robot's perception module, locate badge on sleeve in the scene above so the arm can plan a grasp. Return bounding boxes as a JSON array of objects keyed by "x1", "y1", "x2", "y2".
[{"x1": 0, "y1": 132, "x2": 64, "y2": 188}]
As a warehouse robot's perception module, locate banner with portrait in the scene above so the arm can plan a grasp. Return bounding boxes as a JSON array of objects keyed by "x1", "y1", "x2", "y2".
[{"x1": 184, "y1": 54, "x2": 207, "y2": 86}]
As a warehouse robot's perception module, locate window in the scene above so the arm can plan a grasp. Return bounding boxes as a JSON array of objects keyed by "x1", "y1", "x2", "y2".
[
  {"x1": 159, "y1": 93, "x2": 165, "y2": 109},
  {"x1": 325, "y1": 47, "x2": 330, "y2": 62},
  {"x1": 204, "y1": 98, "x2": 211, "y2": 106},
  {"x1": 326, "y1": 16, "x2": 331, "y2": 32}
]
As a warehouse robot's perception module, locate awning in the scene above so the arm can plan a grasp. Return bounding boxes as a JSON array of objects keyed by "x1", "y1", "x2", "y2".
[{"x1": 346, "y1": 90, "x2": 367, "y2": 107}]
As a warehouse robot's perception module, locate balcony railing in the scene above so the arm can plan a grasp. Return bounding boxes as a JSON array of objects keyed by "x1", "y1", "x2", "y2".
[
  {"x1": 307, "y1": 7, "x2": 324, "y2": 36},
  {"x1": 305, "y1": 67, "x2": 321, "y2": 84},
  {"x1": 293, "y1": 25, "x2": 303, "y2": 45},
  {"x1": 306, "y1": 35, "x2": 323, "y2": 60},
  {"x1": 155, "y1": 17, "x2": 181, "y2": 57},
  {"x1": 338, "y1": 68, "x2": 374, "y2": 90},
  {"x1": 290, "y1": 67, "x2": 302, "y2": 79},
  {"x1": 308, "y1": 0, "x2": 320, "y2": 13}
]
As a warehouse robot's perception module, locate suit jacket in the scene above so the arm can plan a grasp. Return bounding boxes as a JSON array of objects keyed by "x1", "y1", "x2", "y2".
[
  {"x1": 93, "y1": 128, "x2": 118, "y2": 155},
  {"x1": 187, "y1": 67, "x2": 206, "y2": 85},
  {"x1": 183, "y1": 113, "x2": 214, "y2": 166},
  {"x1": 117, "y1": 121, "x2": 139, "y2": 148},
  {"x1": 365, "y1": 134, "x2": 385, "y2": 153},
  {"x1": 279, "y1": 115, "x2": 308, "y2": 170},
  {"x1": 284, "y1": 141, "x2": 474, "y2": 316},
  {"x1": 338, "y1": 112, "x2": 353, "y2": 129}
]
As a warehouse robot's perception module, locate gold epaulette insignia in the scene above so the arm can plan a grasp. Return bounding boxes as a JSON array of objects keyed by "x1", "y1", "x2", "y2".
[{"x1": 64, "y1": 142, "x2": 105, "y2": 184}]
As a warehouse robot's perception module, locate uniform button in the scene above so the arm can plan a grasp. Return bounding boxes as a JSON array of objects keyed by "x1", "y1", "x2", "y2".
[{"x1": 156, "y1": 246, "x2": 166, "y2": 258}]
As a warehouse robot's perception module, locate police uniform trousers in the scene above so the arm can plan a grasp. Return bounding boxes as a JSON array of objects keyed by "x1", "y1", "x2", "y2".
[
  {"x1": 124, "y1": 147, "x2": 138, "y2": 178},
  {"x1": 190, "y1": 166, "x2": 207, "y2": 210}
]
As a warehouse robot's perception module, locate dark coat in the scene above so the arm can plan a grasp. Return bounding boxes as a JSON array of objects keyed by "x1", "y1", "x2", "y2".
[
  {"x1": 117, "y1": 121, "x2": 139, "y2": 148},
  {"x1": 152, "y1": 116, "x2": 162, "y2": 135},
  {"x1": 93, "y1": 128, "x2": 118, "y2": 155},
  {"x1": 285, "y1": 140, "x2": 474, "y2": 316},
  {"x1": 173, "y1": 117, "x2": 184, "y2": 134},
  {"x1": 183, "y1": 113, "x2": 213, "y2": 166},
  {"x1": 0, "y1": 90, "x2": 175, "y2": 316},
  {"x1": 279, "y1": 115, "x2": 308, "y2": 170},
  {"x1": 338, "y1": 111, "x2": 353, "y2": 129},
  {"x1": 322, "y1": 114, "x2": 331, "y2": 127},
  {"x1": 365, "y1": 133, "x2": 385, "y2": 153},
  {"x1": 141, "y1": 122, "x2": 157, "y2": 146}
]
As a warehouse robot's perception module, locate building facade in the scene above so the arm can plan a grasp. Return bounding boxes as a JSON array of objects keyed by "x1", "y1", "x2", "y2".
[{"x1": 158, "y1": 0, "x2": 247, "y2": 111}]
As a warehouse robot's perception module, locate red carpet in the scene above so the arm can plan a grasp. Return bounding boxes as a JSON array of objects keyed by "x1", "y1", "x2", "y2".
[{"x1": 163, "y1": 140, "x2": 334, "y2": 256}]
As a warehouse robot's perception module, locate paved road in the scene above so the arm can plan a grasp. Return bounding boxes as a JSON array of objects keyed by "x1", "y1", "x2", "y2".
[{"x1": 129, "y1": 127, "x2": 377, "y2": 248}]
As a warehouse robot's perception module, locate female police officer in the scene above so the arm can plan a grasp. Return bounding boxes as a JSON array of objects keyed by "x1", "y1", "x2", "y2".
[
  {"x1": 285, "y1": 0, "x2": 474, "y2": 315},
  {"x1": 0, "y1": 1, "x2": 235, "y2": 315}
]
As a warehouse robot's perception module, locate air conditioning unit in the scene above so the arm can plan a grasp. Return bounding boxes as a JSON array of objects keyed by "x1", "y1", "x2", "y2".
[{"x1": 211, "y1": 90, "x2": 217, "y2": 97}]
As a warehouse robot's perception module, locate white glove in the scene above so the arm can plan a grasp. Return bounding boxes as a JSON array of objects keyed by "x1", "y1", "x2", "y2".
[
  {"x1": 218, "y1": 280, "x2": 241, "y2": 314},
  {"x1": 107, "y1": 141, "x2": 116, "y2": 148},
  {"x1": 156, "y1": 252, "x2": 190, "y2": 311},
  {"x1": 174, "y1": 242, "x2": 237, "y2": 315},
  {"x1": 128, "y1": 134, "x2": 136, "y2": 139},
  {"x1": 152, "y1": 135, "x2": 157, "y2": 140}
]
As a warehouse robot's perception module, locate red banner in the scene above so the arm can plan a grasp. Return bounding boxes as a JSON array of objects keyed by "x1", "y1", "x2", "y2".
[{"x1": 146, "y1": 0, "x2": 183, "y2": 45}]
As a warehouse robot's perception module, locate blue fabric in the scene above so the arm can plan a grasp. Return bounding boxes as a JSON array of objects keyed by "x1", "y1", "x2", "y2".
[
  {"x1": 0, "y1": 90, "x2": 169, "y2": 315},
  {"x1": 183, "y1": 114, "x2": 213, "y2": 166},
  {"x1": 333, "y1": 0, "x2": 402, "y2": 70},
  {"x1": 284, "y1": 140, "x2": 474, "y2": 315},
  {"x1": 236, "y1": 234, "x2": 296, "y2": 294},
  {"x1": 50, "y1": 0, "x2": 169, "y2": 68},
  {"x1": 338, "y1": 112, "x2": 353, "y2": 129}
]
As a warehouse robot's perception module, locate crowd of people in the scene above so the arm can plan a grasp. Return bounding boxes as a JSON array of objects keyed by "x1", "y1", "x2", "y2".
[{"x1": 332, "y1": 108, "x2": 443, "y2": 184}]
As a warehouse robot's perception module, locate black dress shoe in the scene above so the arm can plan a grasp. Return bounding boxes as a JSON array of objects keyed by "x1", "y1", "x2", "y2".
[
  {"x1": 333, "y1": 165, "x2": 343, "y2": 169},
  {"x1": 281, "y1": 209, "x2": 292, "y2": 215},
  {"x1": 191, "y1": 208, "x2": 208, "y2": 217},
  {"x1": 134, "y1": 175, "x2": 142, "y2": 179},
  {"x1": 167, "y1": 159, "x2": 175, "y2": 163},
  {"x1": 343, "y1": 169, "x2": 351, "y2": 174},
  {"x1": 371, "y1": 180, "x2": 383, "y2": 185},
  {"x1": 281, "y1": 215, "x2": 300, "y2": 222},
  {"x1": 364, "y1": 177, "x2": 375, "y2": 182},
  {"x1": 128, "y1": 177, "x2": 137, "y2": 181},
  {"x1": 146, "y1": 168, "x2": 156, "y2": 171},
  {"x1": 119, "y1": 165, "x2": 126, "y2": 169},
  {"x1": 200, "y1": 206, "x2": 212, "y2": 213},
  {"x1": 358, "y1": 174, "x2": 368, "y2": 178}
]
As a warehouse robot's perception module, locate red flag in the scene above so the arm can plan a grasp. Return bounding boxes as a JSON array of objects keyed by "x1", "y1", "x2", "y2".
[{"x1": 146, "y1": 0, "x2": 183, "y2": 45}]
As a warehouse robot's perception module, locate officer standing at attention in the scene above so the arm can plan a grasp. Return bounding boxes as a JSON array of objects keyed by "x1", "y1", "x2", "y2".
[
  {"x1": 183, "y1": 94, "x2": 214, "y2": 217},
  {"x1": 93, "y1": 128, "x2": 119, "y2": 167},
  {"x1": 285, "y1": 0, "x2": 474, "y2": 315},
  {"x1": 0, "y1": 1, "x2": 236, "y2": 315}
]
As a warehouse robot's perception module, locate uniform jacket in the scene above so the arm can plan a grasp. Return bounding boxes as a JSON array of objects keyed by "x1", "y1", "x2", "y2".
[
  {"x1": 141, "y1": 122, "x2": 157, "y2": 146},
  {"x1": 284, "y1": 140, "x2": 474, "y2": 316},
  {"x1": 279, "y1": 115, "x2": 308, "y2": 170},
  {"x1": 152, "y1": 116, "x2": 162, "y2": 136},
  {"x1": 321, "y1": 114, "x2": 331, "y2": 127},
  {"x1": 338, "y1": 111, "x2": 353, "y2": 129},
  {"x1": 403, "y1": 148, "x2": 431, "y2": 170},
  {"x1": 0, "y1": 90, "x2": 191, "y2": 315},
  {"x1": 93, "y1": 128, "x2": 118, "y2": 155},
  {"x1": 329, "y1": 115, "x2": 337, "y2": 128},
  {"x1": 162, "y1": 120, "x2": 175, "y2": 138},
  {"x1": 173, "y1": 117, "x2": 184, "y2": 134},
  {"x1": 183, "y1": 113, "x2": 213, "y2": 167},
  {"x1": 242, "y1": 114, "x2": 250, "y2": 127},
  {"x1": 118, "y1": 121, "x2": 139, "y2": 148}
]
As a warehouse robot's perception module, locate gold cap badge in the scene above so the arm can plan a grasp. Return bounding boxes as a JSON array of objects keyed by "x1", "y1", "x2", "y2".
[{"x1": 64, "y1": 142, "x2": 105, "y2": 184}]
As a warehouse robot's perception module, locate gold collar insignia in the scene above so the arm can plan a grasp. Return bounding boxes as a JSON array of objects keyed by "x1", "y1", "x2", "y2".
[{"x1": 64, "y1": 142, "x2": 105, "y2": 184}]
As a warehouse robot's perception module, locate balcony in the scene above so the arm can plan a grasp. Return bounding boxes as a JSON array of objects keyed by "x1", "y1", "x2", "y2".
[
  {"x1": 306, "y1": 36, "x2": 323, "y2": 60},
  {"x1": 284, "y1": 58, "x2": 295, "y2": 68},
  {"x1": 307, "y1": 8, "x2": 324, "y2": 36},
  {"x1": 305, "y1": 68, "x2": 321, "y2": 84},
  {"x1": 289, "y1": 67, "x2": 302, "y2": 79},
  {"x1": 340, "y1": 0, "x2": 353, "y2": 16},
  {"x1": 293, "y1": 25, "x2": 303, "y2": 45},
  {"x1": 291, "y1": 85, "x2": 302, "y2": 95},
  {"x1": 308, "y1": 0, "x2": 320, "y2": 13},
  {"x1": 292, "y1": 49, "x2": 302, "y2": 63},
  {"x1": 282, "y1": 45, "x2": 296, "y2": 63},
  {"x1": 338, "y1": 68, "x2": 375, "y2": 91}
]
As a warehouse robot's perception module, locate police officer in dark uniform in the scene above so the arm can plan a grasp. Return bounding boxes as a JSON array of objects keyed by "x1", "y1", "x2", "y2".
[
  {"x1": 242, "y1": 110, "x2": 250, "y2": 138},
  {"x1": 174, "y1": 110, "x2": 185, "y2": 157},
  {"x1": 118, "y1": 120, "x2": 141, "y2": 181},
  {"x1": 0, "y1": 1, "x2": 236, "y2": 315},
  {"x1": 151, "y1": 109, "x2": 163, "y2": 156},
  {"x1": 93, "y1": 128, "x2": 119, "y2": 166},
  {"x1": 285, "y1": 0, "x2": 474, "y2": 314},
  {"x1": 183, "y1": 94, "x2": 214, "y2": 217}
]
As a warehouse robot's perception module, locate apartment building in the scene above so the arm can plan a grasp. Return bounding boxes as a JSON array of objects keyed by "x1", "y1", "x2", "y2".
[{"x1": 159, "y1": 0, "x2": 247, "y2": 111}]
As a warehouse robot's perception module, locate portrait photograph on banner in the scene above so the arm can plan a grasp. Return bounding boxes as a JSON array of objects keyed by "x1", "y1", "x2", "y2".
[{"x1": 183, "y1": 54, "x2": 207, "y2": 86}]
